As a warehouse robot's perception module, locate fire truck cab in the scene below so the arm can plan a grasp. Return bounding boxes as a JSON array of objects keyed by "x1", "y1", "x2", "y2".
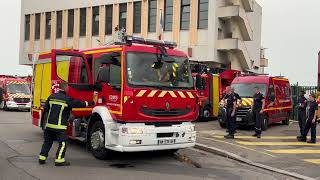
[
  {"x1": 219, "y1": 75, "x2": 293, "y2": 130},
  {"x1": 0, "y1": 75, "x2": 32, "y2": 111},
  {"x1": 32, "y1": 36, "x2": 197, "y2": 159}
]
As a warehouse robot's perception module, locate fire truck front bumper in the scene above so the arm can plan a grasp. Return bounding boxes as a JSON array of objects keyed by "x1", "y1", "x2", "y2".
[
  {"x1": 6, "y1": 101, "x2": 31, "y2": 110},
  {"x1": 106, "y1": 122, "x2": 196, "y2": 152}
]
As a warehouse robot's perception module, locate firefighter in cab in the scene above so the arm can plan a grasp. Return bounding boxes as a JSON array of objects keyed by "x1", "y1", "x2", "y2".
[
  {"x1": 251, "y1": 86, "x2": 265, "y2": 139},
  {"x1": 38, "y1": 82, "x2": 94, "y2": 166},
  {"x1": 223, "y1": 86, "x2": 237, "y2": 139}
]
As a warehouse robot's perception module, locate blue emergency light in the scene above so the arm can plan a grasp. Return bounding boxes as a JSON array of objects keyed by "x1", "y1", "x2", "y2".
[{"x1": 124, "y1": 35, "x2": 177, "y2": 49}]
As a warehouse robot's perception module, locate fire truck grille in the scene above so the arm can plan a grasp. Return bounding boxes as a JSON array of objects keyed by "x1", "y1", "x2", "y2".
[
  {"x1": 236, "y1": 107, "x2": 250, "y2": 117},
  {"x1": 141, "y1": 108, "x2": 190, "y2": 117},
  {"x1": 14, "y1": 98, "x2": 30, "y2": 103}
]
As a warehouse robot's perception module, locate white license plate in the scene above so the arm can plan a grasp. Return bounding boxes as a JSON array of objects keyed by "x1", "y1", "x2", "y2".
[
  {"x1": 236, "y1": 117, "x2": 242, "y2": 122},
  {"x1": 158, "y1": 139, "x2": 176, "y2": 145}
]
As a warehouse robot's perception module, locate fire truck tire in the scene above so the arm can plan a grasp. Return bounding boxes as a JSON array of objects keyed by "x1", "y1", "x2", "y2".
[
  {"x1": 89, "y1": 121, "x2": 110, "y2": 160},
  {"x1": 202, "y1": 106, "x2": 211, "y2": 121},
  {"x1": 282, "y1": 116, "x2": 290, "y2": 125},
  {"x1": 261, "y1": 116, "x2": 268, "y2": 131}
]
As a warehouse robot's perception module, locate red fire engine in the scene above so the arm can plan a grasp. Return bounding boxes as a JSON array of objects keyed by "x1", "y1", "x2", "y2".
[
  {"x1": 32, "y1": 36, "x2": 198, "y2": 159},
  {"x1": 219, "y1": 75, "x2": 293, "y2": 130},
  {"x1": 0, "y1": 75, "x2": 32, "y2": 111}
]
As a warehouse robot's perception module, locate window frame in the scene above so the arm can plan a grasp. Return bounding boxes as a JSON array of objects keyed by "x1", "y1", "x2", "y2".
[
  {"x1": 198, "y1": 0, "x2": 208, "y2": 29},
  {"x1": 45, "y1": 12, "x2": 51, "y2": 39},
  {"x1": 119, "y1": 3, "x2": 127, "y2": 30},
  {"x1": 180, "y1": 0, "x2": 191, "y2": 30},
  {"x1": 148, "y1": 0, "x2": 157, "y2": 32},
  {"x1": 25, "y1": 15, "x2": 30, "y2": 41},
  {"x1": 68, "y1": 9, "x2": 74, "y2": 38},
  {"x1": 133, "y1": 1, "x2": 142, "y2": 33},
  {"x1": 56, "y1": 11, "x2": 63, "y2": 39},
  {"x1": 105, "y1": 5, "x2": 113, "y2": 35},
  {"x1": 35, "y1": 13, "x2": 41, "y2": 40},
  {"x1": 92, "y1": 6, "x2": 100, "y2": 36},
  {"x1": 164, "y1": 0, "x2": 173, "y2": 31},
  {"x1": 80, "y1": 8, "x2": 87, "y2": 37}
]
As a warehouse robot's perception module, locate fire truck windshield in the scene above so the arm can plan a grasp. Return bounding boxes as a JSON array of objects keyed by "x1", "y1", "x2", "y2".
[
  {"x1": 232, "y1": 83, "x2": 267, "y2": 98},
  {"x1": 7, "y1": 84, "x2": 30, "y2": 94},
  {"x1": 126, "y1": 52, "x2": 193, "y2": 89}
]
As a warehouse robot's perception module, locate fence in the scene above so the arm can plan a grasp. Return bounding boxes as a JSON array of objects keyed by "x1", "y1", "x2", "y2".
[{"x1": 291, "y1": 84, "x2": 318, "y2": 120}]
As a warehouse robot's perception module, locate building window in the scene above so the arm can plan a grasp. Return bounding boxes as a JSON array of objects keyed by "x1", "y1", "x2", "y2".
[
  {"x1": 119, "y1": 3, "x2": 127, "y2": 30},
  {"x1": 45, "y1": 12, "x2": 51, "y2": 39},
  {"x1": 68, "y1": 9, "x2": 74, "y2": 37},
  {"x1": 105, "y1": 5, "x2": 113, "y2": 35},
  {"x1": 25, "y1": 15, "x2": 30, "y2": 41},
  {"x1": 92, "y1": 6, "x2": 99, "y2": 36},
  {"x1": 164, "y1": 0, "x2": 173, "y2": 31},
  {"x1": 133, "y1": 2, "x2": 141, "y2": 33},
  {"x1": 80, "y1": 8, "x2": 87, "y2": 37},
  {"x1": 180, "y1": 0, "x2": 190, "y2": 30},
  {"x1": 148, "y1": 0, "x2": 157, "y2": 32},
  {"x1": 56, "y1": 11, "x2": 63, "y2": 38},
  {"x1": 198, "y1": 0, "x2": 208, "y2": 29},
  {"x1": 35, "y1": 13, "x2": 41, "y2": 40}
]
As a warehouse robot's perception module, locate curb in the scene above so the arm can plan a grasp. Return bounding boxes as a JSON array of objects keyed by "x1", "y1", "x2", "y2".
[{"x1": 195, "y1": 143, "x2": 315, "y2": 180}]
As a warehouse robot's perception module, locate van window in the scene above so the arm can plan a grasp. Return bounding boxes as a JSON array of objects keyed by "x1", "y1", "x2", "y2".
[
  {"x1": 268, "y1": 85, "x2": 275, "y2": 97},
  {"x1": 94, "y1": 53, "x2": 121, "y2": 83}
]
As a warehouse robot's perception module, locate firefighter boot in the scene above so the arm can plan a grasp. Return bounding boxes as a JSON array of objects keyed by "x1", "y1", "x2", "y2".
[
  {"x1": 38, "y1": 160, "x2": 46, "y2": 165},
  {"x1": 55, "y1": 161, "x2": 71, "y2": 166}
]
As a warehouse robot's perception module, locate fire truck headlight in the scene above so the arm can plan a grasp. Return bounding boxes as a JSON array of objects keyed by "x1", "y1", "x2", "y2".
[
  {"x1": 186, "y1": 126, "x2": 195, "y2": 132},
  {"x1": 8, "y1": 97, "x2": 14, "y2": 102},
  {"x1": 122, "y1": 127, "x2": 144, "y2": 134}
]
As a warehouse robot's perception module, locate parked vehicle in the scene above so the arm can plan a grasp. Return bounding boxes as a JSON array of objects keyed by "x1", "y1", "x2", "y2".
[
  {"x1": 219, "y1": 75, "x2": 293, "y2": 130},
  {"x1": 31, "y1": 36, "x2": 198, "y2": 159}
]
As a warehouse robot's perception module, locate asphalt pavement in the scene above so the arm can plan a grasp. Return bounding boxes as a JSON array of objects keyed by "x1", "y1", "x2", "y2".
[
  {"x1": 196, "y1": 119, "x2": 320, "y2": 179},
  {"x1": 0, "y1": 111, "x2": 294, "y2": 180}
]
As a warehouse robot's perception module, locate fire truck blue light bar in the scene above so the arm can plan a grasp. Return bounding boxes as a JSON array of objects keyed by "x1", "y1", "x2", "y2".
[{"x1": 125, "y1": 36, "x2": 177, "y2": 48}]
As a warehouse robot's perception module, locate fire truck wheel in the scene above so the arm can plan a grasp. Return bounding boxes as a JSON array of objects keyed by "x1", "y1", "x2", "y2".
[
  {"x1": 89, "y1": 121, "x2": 110, "y2": 160},
  {"x1": 202, "y1": 106, "x2": 211, "y2": 121},
  {"x1": 261, "y1": 116, "x2": 269, "y2": 131},
  {"x1": 282, "y1": 117, "x2": 290, "y2": 125}
]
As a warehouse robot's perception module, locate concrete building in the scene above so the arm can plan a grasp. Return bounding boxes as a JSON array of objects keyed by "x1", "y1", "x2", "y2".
[{"x1": 20, "y1": 0, "x2": 268, "y2": 72}]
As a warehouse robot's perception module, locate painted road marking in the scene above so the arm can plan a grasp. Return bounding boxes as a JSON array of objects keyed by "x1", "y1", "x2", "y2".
[
  {"x1": 303, "y1": 159, "x2": 320, "y2": 165},
  {"x1": 198, "y1": 136, "x2": 275, "y2": 157},
  {"x1": 237, "y1": 141, "x2": 320, "y2": 146},
  {"x1": 210, "y1": 135, "x2": 312, "y2": 140},
  {"x1": 267, "y1": 149, "x2": 320, "y2": 154}
]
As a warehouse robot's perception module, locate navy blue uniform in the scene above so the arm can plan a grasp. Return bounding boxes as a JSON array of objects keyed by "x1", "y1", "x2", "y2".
[
  {"x1": 253, "y1": 92, "x2": 264, "y2": 135},
  {"x1": 303, "y1": 101, "x2": 318, "y2": 142},
  {"x1": 297, "y1": 96, "x2": 307, "y2": 136},
  {"x1": 224, "y1": 93, "x2": 237, "y2": 135},
  {"x1": 39, "y1": 91, "x2": 88, "y2": 165}
]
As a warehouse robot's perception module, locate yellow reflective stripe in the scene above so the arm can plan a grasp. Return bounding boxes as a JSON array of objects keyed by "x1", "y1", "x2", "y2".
[
  {"x1": 55, "y1": 158, "x2": 65, "y2": 163},
  {"x1": 136, "y1": 90, "x2": 147, "y2": 97},
  {"x1": 148, "y1": 90, "x2": 158, "y2": 97},
  {"x1": 50, "y1": 99, "x2": 67, "y2": 104},
  {"x1": 177, "y1": 91, "x2": 186, "y2": 98},
  {"x1": 58, "y1": 142, "x2": 65, "y2": 160},
  {"x1": 173, "y1": 72, "x2": 177, "y2": 77},
  {"x1": 58, "y1": 106, "x2": 65, "y2": 126},
  {"x1": 158, "y1": 91, "x2": 168, "y2": 97},
  {"x1": 46, "y1": 123, "x2": 67, "y2": 130},
  {"x1": 49, "y1": 100, "x2": 68, "y2": 107},
  {"x1": 186, "y1": 92, "x2": 194, "y2": 99},
  {"x1": 123, "y1": 96, "x2": 129, "y2": 103},
  {"x1": 173, "y1": 63, "x2": 179, "y2": 67},
  {"x1": 168, "y1": 91, "x2": 177, "y2": 98},
  {"x1": 39, "y1": 155, "x2": 46, "y2": 160}
]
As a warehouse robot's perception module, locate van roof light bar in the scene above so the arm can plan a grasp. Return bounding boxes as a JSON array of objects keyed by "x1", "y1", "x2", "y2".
[{"x1": 124, "y1": 36, "x2": 177, "y2": 48}]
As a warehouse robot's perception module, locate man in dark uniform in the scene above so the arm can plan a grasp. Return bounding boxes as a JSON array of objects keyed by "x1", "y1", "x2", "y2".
[
  {"x1": 38, "y1": 82, "x2": 93, "y2": 166},
  {"x1": 231, "y1": 87, "x2": 242, "y2": 105},
  {"x1": 298, "y1": 94, "x2": 318, "y2": 143},
  {"x1": 251, "y1": 87, "x2": 265, "y2": 138},
  {"x1": 224, "y1": 86, "x2": 237, "y2": 139},
  {"x1": 297, "y1": 91, "x2": 307, "y2": 139}
]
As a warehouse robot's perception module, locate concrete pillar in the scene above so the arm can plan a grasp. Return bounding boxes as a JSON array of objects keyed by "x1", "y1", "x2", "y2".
[
  {"x1": 126, "y1": 1, "x2": 134, "y2": 35},
  {"x1": 99, "y1": 5, "x2": 106, "y2": 44},
  {"x1": 141, "y1": 0, "x2": 148, "y2": 38},
  {"x1": 50, "y1": 12, "x2": 57, "y2": 49},
  {"x1": 156, "y1": 0, "x2": 164, "y2": 39},
  {"x1": 86, "y1": 7, "x2": 92, "y2": 48},
  {"x1": 73, "y1": 8, "x2": 80, "y2": 49},
  {"x1": 172, "y1": 0, "x2": 181, "y2": 44},
  {"x1": 189, "y1": 0, "x2": 198, "y2": 46},
  {"x1": 39, "y1": 13, "x2": 46, "y2": 52},
  {"x1": 61, "y1": 10, "x2": 68, "y2": 48},
  {"x1": 29, "y1": 14, "x2": 35, "y2": 53}
]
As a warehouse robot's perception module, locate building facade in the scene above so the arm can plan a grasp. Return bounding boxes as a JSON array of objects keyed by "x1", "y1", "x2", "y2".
[{"x1": 20, "y1": 0, "x2": 268, "y2": 72}]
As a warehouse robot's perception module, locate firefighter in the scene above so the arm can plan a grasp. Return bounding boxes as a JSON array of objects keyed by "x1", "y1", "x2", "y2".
[
  {"x1": 296, "y1": 90, "x2": 307, "y2": 139},
  {"x1": 251, "y1": 86, "x2": 265, "y2": 138},
  {"x1": 38, "y1": 82, "x2": 93, "y2": 166},
  {"x1": 224, "y1": 86, "x2": 237, "y2": 139},
  {"x1": 298, "y1": 94, "x2": 318, "y2": 143}
]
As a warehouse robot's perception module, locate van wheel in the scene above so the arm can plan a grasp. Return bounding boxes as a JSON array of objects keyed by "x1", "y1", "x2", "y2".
[
  {"x1": 202, "y1": 106, "x2": 211, "y2": 121},
  {"x1": 89, "y1": 121, "x2": 110, "y2": 160},
  {"x1": 0, "y1": 101, "x2": 4, "y2": 110},
  {"x1": 282, "y1": 117, "x2": 290, "y2": 125},
  {"x1": 261, "y1": 116, "x2": 268, "y2": 131}
]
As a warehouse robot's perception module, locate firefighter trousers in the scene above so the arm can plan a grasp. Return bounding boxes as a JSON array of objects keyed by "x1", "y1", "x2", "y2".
[
  {"x1": 303, "y1": 119, "x2": 317, "y2": 142},
  {"x1": 298, "y1": 110, "x2": 306, "y2": 136},
  {"x1": 226, "y1": 109, "x2": 236, "y2": 135},
  {"x1": 253, "y1": 110, "x2": 262, "y2": 135},
  {"x1": 39, "y1": 129, "x2": 68, "y2": 163}
]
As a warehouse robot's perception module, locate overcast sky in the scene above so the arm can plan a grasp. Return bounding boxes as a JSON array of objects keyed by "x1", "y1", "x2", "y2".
[{"x1": 0, "y1": 0, "x2": 319, "y2": 85}]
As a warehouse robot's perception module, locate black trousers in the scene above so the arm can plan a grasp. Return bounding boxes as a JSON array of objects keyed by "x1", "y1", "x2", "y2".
[
  {"x1": 253, "y1": 110, "x2": 262, "y2": 135},
  {"x1": 226, "y1": 109, "x2": 236, "y2": 135},
  {"x1": 303, "y1": 118, "x2": 317, "y2": 141},
  {"x1": 297, "y1": 110, "x2": 306, "y2": 136},
  {"x1": 39, "y1": 129, "x2": 68, "y2": 163}
]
